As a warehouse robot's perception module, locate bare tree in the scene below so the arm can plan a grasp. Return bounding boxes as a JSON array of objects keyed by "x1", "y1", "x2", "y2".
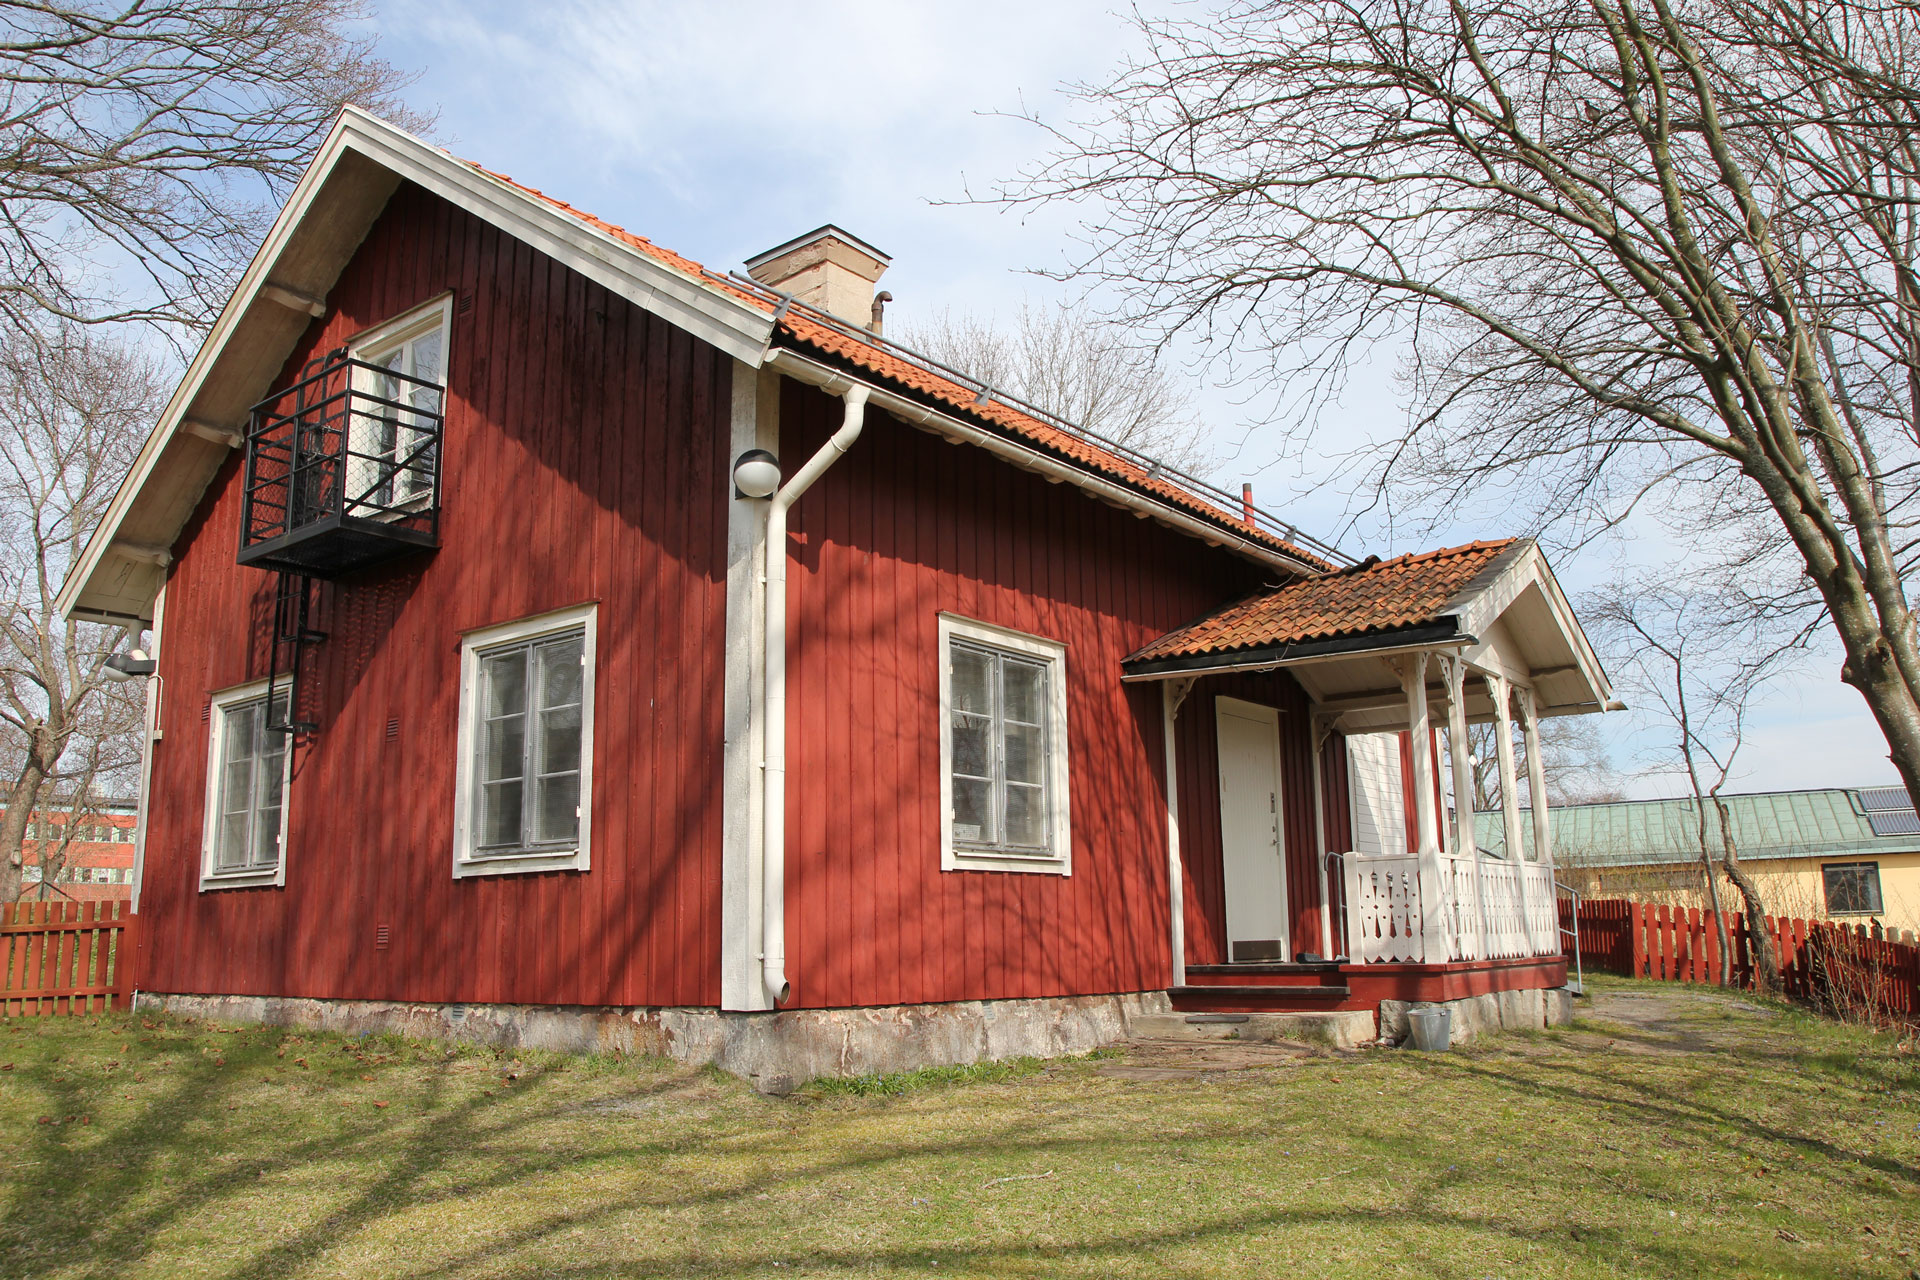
[
  {"x1": 1008, "y1": 0, "x2": 1920, "y2": 810},
  {"x1": 1468, "y1": 715, "x2": 1624, "y2": 812},
  {"x1": 894, "y1": 301, "x2": 1214, "y2": 472},
  {"x1": 0, "y1": 1, "x2": 428, "y2": 335},
  {"x1": 0, "y1": 328, "x2": 158, "y2": 902},
  {"x1": 1586, "y1": 575, "x2": 1792, "y2": 991}
]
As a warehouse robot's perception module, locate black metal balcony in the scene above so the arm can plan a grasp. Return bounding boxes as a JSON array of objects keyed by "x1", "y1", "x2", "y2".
[{"x1": 238, "y1": 349, "x2": 444, "y2": 577}]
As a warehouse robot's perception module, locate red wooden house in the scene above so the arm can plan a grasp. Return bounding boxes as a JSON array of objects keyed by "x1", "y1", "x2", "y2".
[{"x1": 57, "y1": 111, "x2": 1613, "y2": 1083}]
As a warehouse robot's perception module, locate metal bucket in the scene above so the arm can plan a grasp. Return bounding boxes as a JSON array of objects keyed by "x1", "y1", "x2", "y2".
[{"x1": 1406, "y1": 1006, "x2": 1452, "y2": 1052}]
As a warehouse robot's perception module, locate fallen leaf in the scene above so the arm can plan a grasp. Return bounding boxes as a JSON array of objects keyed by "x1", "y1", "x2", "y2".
[
  {"x1": 1777, "y1": 1229, "x2": 1803, "y2": 1243},
  {"x1": 373, "y1": 1101, "x2": 389, "y2": 1109},
  {"x1": 0, "y1": 1064, "x2": 11, "y2": 1072}
]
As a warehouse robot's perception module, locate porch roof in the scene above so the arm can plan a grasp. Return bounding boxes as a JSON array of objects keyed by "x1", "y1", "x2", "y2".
[
  {"x1": 1122, "y1": 537, "x2": 1617, "y2": 732},
  {"x1": 1126, "y1": 539, "x2": 1516, "y2": 668}
]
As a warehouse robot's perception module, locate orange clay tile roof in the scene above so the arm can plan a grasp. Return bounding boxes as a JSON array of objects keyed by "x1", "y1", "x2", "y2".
[
  {"x1": 1126, "y1": 539, "x2": 1521, "y2": 666},
  {"x1": 462, "y1": 159, "x2": 1337, "y2": 572}
]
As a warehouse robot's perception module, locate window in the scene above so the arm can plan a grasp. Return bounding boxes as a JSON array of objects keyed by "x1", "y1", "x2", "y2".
[
  {"x1": 453, "y1": 604, "x2": 596, "y2": 877},
  {"x1": 347, "y1": 297, "x2": 449, "y2": 515},
  {"x1": 938, "y1": 615, "x2": 1070, "y2": 875},
  {"x1": 200, "y1": 682, "x2": 292, "y2": 889},
  {"x1": 1823, "y1": 862, "x2": 1884, "y2": 916}
]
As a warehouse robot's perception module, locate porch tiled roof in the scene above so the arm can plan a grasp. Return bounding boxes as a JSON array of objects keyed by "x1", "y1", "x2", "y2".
[
  {"x1": 463, "y1": 161, "x2": 1336, "y2": 572},
  {"x1": 1127, "y1": 539, "x2": 1519, "y2": 664}
]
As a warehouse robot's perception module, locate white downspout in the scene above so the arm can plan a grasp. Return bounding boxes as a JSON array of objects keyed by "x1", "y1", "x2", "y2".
[{"x1": 762, "y1": 384, "x2": 869, "y2": 1004}]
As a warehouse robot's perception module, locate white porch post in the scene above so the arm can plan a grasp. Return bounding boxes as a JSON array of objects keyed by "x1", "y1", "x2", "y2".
[
  {"x1": 1519, "y1": 686, "x2": 1555, "y2": 957},
  {"x1": 1310, "y1": 712, "x2": 1335, "y2": 959},
  {"x1": 1162, "y1": 677, "x2": 1196, "y2": 988},
  {"x1": 1404, "y1": 651, "x2": 1443, "y2": 961},
  {"x1": 1519, "y1": 687, "x2": 1553, "y2": 870},
  {"x1": 1491, "y1": 673, "x2": 1535, "y2": 955},
  {"x1": 1441, "y1": 655, "x2": 1484, "y2": 960}
]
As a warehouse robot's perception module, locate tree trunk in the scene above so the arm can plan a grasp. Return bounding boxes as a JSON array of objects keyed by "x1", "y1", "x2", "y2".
[
  {"x1": 0, "y1": 757, "x2": 49, "y2": 904},
  {"x1": 1715, "y1": 798, "x2": 1780, "y2": 995},
  {"x1": 1699, "y1": 853, "x2": 1732, "y2": 986},
  {"x1": 0, "y1": 723, "x2": 65, "y2": 903}
]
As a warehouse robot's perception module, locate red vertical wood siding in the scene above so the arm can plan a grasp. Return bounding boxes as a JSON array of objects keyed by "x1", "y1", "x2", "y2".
[
  {"x1": 776, "y1": 380, "x2": 1332, "y2": 1008},
  {"x1": 139, "y1": 182, "x2": 730, "y2": 1007}
]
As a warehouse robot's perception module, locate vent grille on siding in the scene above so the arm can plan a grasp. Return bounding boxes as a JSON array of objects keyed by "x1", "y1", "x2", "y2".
[
  {"x1": 385, "y1": 718, "x2": 400, "y2": 742},
  {"x1": 375, "y1": 923, "x2": 390, "y2": 951},
  {"x1": 201, "y1": 701, "x2": 210, "y2": 722},
  {"x1": 457, "y1": 293, "x2": 474, "y2": 315}
]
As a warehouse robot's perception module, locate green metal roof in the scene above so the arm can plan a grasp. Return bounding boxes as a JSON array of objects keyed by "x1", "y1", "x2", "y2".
[{"x1": 1473, "y1": 788, "x2": 1919, "y2": 866}]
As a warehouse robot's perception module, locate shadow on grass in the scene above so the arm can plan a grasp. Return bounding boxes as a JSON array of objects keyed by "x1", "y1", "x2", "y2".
[{"x1": 0, "y1": 1004, "x2": 1906, "y2": 1280}]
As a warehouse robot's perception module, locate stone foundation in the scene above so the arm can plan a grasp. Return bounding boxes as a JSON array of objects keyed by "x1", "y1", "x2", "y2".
[
  {"x1": 133, "y1": 989, "x2": 1173, "y2": 1093},
  {"x1": 1376, "y1": 985, "x2": 1576, "y2": 1047}
]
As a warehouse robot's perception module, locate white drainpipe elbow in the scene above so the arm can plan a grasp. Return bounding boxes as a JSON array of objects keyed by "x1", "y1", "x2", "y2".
[{"x1": 762, "y1": 383, "x2": 870, "y2": 1005}]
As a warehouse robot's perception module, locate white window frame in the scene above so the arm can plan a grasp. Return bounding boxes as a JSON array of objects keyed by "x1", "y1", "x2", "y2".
[
  {"x1": 346, "y1": 293, "x2": 453, "y2": 515},
  {"x1": 938, "y1": 614, "x2": 1071, "y2": 875},
  {"x1": 453, "y1": 602, "x2": 597, "y2": 878},
  {"x1": 199, "y1": 679, "x2": 292, "y2": 891}
]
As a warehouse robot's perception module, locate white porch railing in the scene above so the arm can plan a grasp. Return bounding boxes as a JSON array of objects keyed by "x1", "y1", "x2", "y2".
[{"x1": 1342, "y1": 850, "x2": 1563, "y2": 965}]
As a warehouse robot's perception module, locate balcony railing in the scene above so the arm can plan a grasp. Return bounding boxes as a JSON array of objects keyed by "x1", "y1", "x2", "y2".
[{"x1": 238, "y1": 350, "x2": 444, "y2": 577}]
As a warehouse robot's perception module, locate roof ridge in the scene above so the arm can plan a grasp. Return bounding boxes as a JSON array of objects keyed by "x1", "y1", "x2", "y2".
[{"x1": 1339, "y1": 537, "x2": 1519, "y2": 577}]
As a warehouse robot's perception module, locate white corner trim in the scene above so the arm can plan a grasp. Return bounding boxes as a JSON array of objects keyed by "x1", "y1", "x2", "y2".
[
  {"x1": 451, "y1": 601, "x2": 598, "y2": 879},
  {"x1": 199, "y1": 678, "x2": 291, "y2": 892},
  {"x1": 937, "y1": 613, "x2": 1071, "y2": 876}
]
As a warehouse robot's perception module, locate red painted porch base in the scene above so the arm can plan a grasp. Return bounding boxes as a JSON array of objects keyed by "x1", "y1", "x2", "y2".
[{"x1": 1169, "y1": 955, "x2": 1568, "y2": 1015}]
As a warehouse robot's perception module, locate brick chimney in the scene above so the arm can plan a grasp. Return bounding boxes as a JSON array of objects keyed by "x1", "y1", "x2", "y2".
[{"x1": 744, "y1": 225, "x2": 890, "y2": 329}]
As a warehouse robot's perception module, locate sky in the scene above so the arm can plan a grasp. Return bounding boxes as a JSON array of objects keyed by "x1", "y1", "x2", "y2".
[{"x1": 370, "y1": 0, "x2": 1899, "y2": 799}]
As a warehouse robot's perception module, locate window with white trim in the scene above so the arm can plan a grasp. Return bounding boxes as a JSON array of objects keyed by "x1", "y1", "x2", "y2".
[
  {"x1": 939, "y1": 615, "x2": 1071, "y2": 874},
  {"x1": 347, "y1": 297, "x2": 448, "y2": 514},
  {"x1": 454, "y1": 604, "x2": 596, "y2": 877},
  {"x1": 200, "y1": 682, "x2": 292, "y2": 889}
]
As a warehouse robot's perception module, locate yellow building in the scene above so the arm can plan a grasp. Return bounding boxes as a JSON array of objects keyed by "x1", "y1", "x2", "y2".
[{"x1": 1476, "y1": 787, "x2": 1920, "y2": 943}]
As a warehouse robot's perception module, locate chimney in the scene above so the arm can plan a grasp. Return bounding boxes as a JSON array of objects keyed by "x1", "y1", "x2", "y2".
[{"x1": 745, "y1": 225, "x2": 891, "y2": 329}]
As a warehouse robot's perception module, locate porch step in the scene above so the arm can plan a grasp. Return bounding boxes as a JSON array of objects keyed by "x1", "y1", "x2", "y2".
[
  {"x1": 1183, "y1": 963, "x2": 1346, "y2": 989},
  {"x1": 1169, "y1": 983, "x2": 1353, "y2": 1010}
]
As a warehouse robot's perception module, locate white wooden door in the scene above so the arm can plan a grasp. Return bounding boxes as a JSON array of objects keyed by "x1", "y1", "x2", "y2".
[{"x1": 1215, "y1": 697, "x2": 1288, "y2": 962}]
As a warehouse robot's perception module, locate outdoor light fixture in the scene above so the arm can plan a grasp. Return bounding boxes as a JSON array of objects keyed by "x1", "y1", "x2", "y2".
[
  {"x1": 102, "y1": 649, "x2": 155, "y2": 683},
  {"x1": 732, "y1": 448, "x2": 781, "y2": 499}
]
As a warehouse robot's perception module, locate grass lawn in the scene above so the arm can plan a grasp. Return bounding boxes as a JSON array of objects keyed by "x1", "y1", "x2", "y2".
[{"x1": 0, "y1": 978, "x2": 1913, "y2": 1279}]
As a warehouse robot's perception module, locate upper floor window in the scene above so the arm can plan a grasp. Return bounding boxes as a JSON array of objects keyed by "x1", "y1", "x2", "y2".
[
  {"x1": 200, "y1": 681, "x2": 291, "y2": 890},
  {"x1": 1823, "y1": 861, "x2": 1883, "y2": 916},
  {"x1": 349, "y1": 298, "x2": 449, "y2": 513},
  {"x1": 453, "y1": 604, "x2": 597, "y2": 878},
  {"x1": 938, "y1": 615, "x2": 1070, "y2": 875}
]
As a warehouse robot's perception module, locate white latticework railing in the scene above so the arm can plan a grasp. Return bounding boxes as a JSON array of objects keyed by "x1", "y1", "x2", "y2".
[
  {"x1": 1343, "y1": 850, "x2": 1564, "y2": 964},
  {"x1": 1345, "y1": 854, "x2": 1426, "y2": 963}
]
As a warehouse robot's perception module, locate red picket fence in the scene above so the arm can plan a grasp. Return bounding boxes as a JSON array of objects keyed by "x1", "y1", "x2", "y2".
[
  {"x1": 1560, "y1": 898, "x2": 1920, "y2": 1025},
  {"x1": 0, "y1": 900, "x2": 136, "y2": 1016}
]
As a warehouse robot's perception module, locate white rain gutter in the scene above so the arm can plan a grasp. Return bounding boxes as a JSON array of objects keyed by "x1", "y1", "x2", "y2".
[{"x1": 760, "y1": 382, "x2": 870, "y2": 1004}]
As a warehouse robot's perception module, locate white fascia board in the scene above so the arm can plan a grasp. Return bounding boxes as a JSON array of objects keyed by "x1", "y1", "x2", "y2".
[
  {"x1": 338, "y1": 111, "x2": 772, "y2": 362},
  {"x1": 1449, "y1": 542, "x2": 1614, "y2": 710},
  {"x1": 58, "y1": 107, "x2": 775, "y2": 624}
]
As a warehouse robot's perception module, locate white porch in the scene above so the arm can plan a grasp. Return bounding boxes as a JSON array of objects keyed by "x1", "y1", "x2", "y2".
[{"x1": 1124, "y1": 538, "x2": 1616, "y2": 985}]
